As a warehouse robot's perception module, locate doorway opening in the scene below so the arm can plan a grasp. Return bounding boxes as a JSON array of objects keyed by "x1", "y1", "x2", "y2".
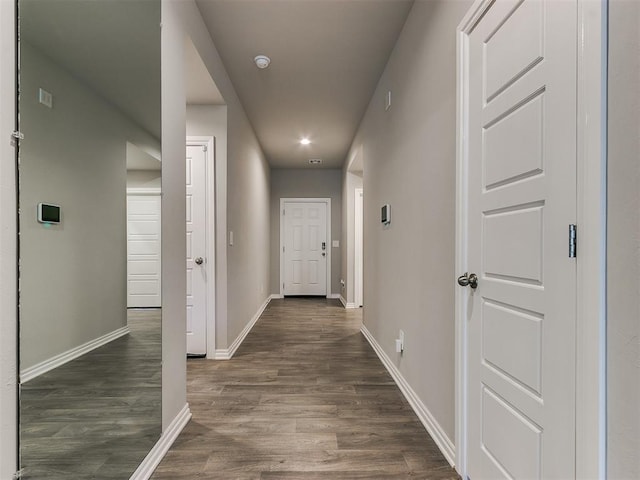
[
  {"x1": 126, "y1": 141, "x2": 162, "y2": 309},
  {"x1": 354, "y1": 187, "x2": 363, "y2": 308},
  {"x1": 184, "y1": 35, "x2": 226, "y2": 357},
  {"x1": 343, "y1": 145, "x2": 364, "y2": 309}
]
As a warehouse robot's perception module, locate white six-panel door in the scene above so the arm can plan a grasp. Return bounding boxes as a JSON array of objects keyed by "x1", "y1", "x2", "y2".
[
  {"x1": 283, "y1": 201, "x2": 328, "y2": 296},
  {"x1": 186, "y1": 144, "x2": 207, "y2": 355},
  {"x1": 462, "y1": 0, "x2": 577, "y2": 478},
  {"x1": 127, "y1": 194, "x2": 161, "y2": 308}
]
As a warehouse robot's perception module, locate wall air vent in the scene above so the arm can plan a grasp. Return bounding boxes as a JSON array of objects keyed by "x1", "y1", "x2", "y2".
[{"x1": 308, "y1": 158, "x2": 322, "y2": 165}]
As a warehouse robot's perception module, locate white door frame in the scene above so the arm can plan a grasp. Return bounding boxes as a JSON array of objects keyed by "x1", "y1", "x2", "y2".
[
  {"x1": 279, "y1": 198, "x2": 332, "y2": 298},
  {"x1": 186, "y1": 136, "x2": 216, "y2": 355},
  {"x1": 354, "y1": 188, "x2": 363, "y2": 308},
  {"x1": 454, "y1": 1, "x2": 607, "y2": 478}
]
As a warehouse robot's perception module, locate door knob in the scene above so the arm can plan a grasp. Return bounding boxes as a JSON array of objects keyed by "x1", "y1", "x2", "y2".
[
  {"x1": 321, "y1": 252, "x2": 326, "y2": 257},
  {"x1": 195, "y1": 257, "x2": 204, "y2": 265},
  {"x1": 457, "y1": 272, "x2": 478, "y2": 289}
]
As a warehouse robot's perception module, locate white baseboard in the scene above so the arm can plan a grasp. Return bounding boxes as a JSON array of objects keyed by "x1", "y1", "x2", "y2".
[
  {"x1": 360, "y1": 325, "x2": 456, "y2": 467},
  {"x1": 214, "y1": 296, "x2": 271, "y2": 360},
  {"x1": 129, "y1": 403, "x2": 191, "y2": 480},
  {"x1": 21, "y1": 326, "x2": 130, "y2": 383},
  {"x1": 327, "y1": 293, "x2": 341, "y2": 299},
  {"x1": 270, "y1": 294, "x2": 284, "y2": 300},
  {"x1": 339, "y1": 295, "x2": 358, "y2": 309}
]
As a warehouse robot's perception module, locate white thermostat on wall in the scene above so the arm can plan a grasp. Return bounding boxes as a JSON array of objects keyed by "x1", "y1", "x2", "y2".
[
  {"x1": 37, "y1": 203, "x2": 61, "y2": 224},
  {"x1": 381, "y1": 204, "x2": 391, "y2": 226}
]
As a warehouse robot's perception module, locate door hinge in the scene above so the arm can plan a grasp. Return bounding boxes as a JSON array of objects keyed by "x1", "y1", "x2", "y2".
[
  {"x1": 569, "y1": 224, "x2": 577, "y2": 258},
  {"x1": 11, "y1": 130, "x2": 24, "y2": 145},
  {"x1": 202, "y1": 145, "x2": 207, "y2": 152}
]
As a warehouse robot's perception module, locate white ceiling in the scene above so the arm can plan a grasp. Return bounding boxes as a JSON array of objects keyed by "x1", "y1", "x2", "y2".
[{"x1": 195, "y1": 0, "x2": 414, "y2": 168}]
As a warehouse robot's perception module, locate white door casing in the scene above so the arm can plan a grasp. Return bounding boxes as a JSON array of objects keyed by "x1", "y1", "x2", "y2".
[
  {"x1": 458, "y1": 0, "x2": 578, "y2": 478},
  {"x1": 186, "y1": 143, "x2": 208, "y2": 355},
  {"x1": 280, "y1": 199, "x2": 331, "y2": 296},
  {"x1": 127, "y1": 191, "x2": 161, "y2": 308}
]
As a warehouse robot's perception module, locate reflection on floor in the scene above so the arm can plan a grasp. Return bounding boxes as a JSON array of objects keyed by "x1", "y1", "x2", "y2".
[
  {"x1": 152, "y1": 298, "x2": 457, "y2": 480},
  {"x1": 20, "y1": 309, "x2": 162, "y2": 480}
]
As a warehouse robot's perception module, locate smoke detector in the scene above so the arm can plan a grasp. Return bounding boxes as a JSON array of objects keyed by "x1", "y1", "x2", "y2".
[
  {"x1": 308, "y1": 159, "x2": 322, "y2": 165},
  {"x1": 254, "y1": 55, "x2": 271, "y2": 69}
]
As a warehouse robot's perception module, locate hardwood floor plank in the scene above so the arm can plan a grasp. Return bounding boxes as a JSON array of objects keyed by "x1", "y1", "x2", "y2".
[{"x1": 152, "y1": 298, "x2": 458, "y2": 479}]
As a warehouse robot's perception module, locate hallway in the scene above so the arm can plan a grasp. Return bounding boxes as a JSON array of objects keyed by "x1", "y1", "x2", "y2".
[{"x1": 151, "y1": 298, "x2": 457, "y2": 479}]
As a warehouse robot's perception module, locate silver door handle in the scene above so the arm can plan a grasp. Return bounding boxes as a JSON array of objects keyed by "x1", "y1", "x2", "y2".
[
  {"x1": 195, "y1": 257, "x2": 204, "y2": 265},
  {"x1": 457, "y1": 272, "x2": 478, "y2": 289}
]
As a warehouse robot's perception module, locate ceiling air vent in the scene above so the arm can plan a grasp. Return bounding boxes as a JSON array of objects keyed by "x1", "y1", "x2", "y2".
[{"x1": 308, "y1": 159, "x2": 322, "y2": 165}]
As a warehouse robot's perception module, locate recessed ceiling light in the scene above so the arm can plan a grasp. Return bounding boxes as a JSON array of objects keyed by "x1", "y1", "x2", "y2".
[
  {"x1": 300, "y1": 138, "x2": 311, "y2": 145},
  {"x1": 309, "y1": 159, "x2": 322, "y2": 165},
  {"x1": 254, "y1": 55, "x2": 271, "y2": 69}
]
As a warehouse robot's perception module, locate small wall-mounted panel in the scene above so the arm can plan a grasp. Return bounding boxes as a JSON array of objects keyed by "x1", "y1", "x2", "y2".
[{"x1": 381, "y1": 204, "x2": 391, "y2": 225}]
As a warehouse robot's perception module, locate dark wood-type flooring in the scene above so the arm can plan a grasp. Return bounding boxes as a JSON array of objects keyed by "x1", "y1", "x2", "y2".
[
  {"x1": 152, "y1": 298, "x2": 458, "y2": 480},
  {"x1": 20, "y1": 309, "x2": 162, "y2": 480}
]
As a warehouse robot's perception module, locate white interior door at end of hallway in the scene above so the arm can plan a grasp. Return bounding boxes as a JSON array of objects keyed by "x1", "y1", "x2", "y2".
[
  {"x1": 186, "y1": 144, "x2": 207, "y2": 355},
  {"x1": 127, "y1": 193, "x2": 161, "y2": 308},
  {"x1": 461, "y1": 1, "x2": 577, "y2": 479},
  {"x1": 282, "y1": 201, "x2": 327, "y2": 296}
]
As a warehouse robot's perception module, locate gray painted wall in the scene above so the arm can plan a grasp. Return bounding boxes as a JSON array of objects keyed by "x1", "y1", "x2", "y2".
[
  {"x1": 127, "y1": 170, "x2": 161, "y2": 189},
  {"x1": 19, "y1": 42, "x2": 160, "y2": 370},
  {"x1": 162, "y1": 5, "x2": 271, "y2": 434},
  {"x1": 607, "y1": 1, "x2": 640, "y2": 477},
  {"x1": 181, "y1": 7, "x2": 271, "y2": 350},
  {"x1": 270, "y1": 168, "x2": 342, "y2": 295},
  {"x1": 160, "y1": 0, "x2": 188, "y2": 430},
  {"x1": 344, "y1": 0, "x2": 472, "y2": 443}
]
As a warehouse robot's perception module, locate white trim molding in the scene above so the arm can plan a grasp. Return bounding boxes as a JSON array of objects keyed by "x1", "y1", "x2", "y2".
[
  {"x1": 214, "y1": 295, "x2": 271, "y2": 360},
  {"x1": 126, "y1": 187, "x2": 162, "y2": 196},
  {"x1": 129, "y1": 403, "x2": 191, "y2": 480},
  {"x1": 0, "y1": 0, "x2": 18, "y2": 476},
  {"x1": 20, "y1": 326, "x2": 130, "y2": 383},
  {"x1": 279, "y1": 198, "x2": 332, "y2": 298},
  {"x1": 327, "y1": 293, "x2": 341, "y2": 300},
  {"x1": 270, "y1": 294, "x2": 284, "y2": 300},
  {"x1": 575, "y1": 0, "x2": 607, "y2": 477},
  {"x1": 339, "y1": 295, "x2": 358, "y2": 309},
  {"x1": 361, "y1": 325, "x2": 456, "y2": 466}
]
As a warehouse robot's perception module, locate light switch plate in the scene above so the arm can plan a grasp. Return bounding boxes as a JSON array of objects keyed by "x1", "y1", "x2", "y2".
[{"x1": 39, "y1": 88, "x2": 53, "y2": 108}]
